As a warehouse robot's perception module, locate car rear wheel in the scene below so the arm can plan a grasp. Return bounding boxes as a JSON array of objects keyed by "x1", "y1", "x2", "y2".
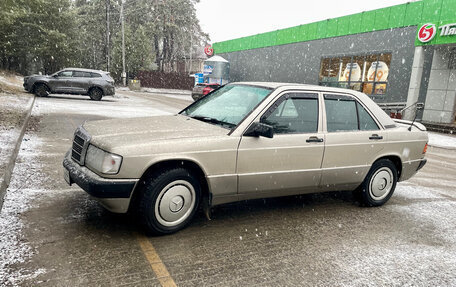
[
  {"x1": 139, "y1": 168, "x2": 201, "y2": 235},
  {"x1": 359, "y1": 159, "x2": 398, "y2": 207},
  {"x1": 89, "y1": 87, "x2": 103, "y2": 101},
  {"x1": 34, "y1": 83, "x2": 50, "y2": 97}
]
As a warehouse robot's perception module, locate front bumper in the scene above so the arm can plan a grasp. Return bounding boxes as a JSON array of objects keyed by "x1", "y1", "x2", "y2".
[
  {"x1": 23, "y1": 82, "x2": 31, "y2": 92},
  {"x1": 63, "y1": 151, "x2": 137, "y2": 212}
]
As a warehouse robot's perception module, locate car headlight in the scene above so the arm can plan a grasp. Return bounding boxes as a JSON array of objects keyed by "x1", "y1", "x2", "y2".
[{"x1": 85, "y1": 144, "x2": 122, "y2": 174}]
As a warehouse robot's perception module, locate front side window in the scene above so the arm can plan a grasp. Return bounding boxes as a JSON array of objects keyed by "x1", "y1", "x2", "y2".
[
  {"x1": 261, "y1": 93, "x2": 318, "y2": 134},
  {"x1": 181, "y1": 84, "x2": 272, "y2": 129},
  {"x1": 57, "y1": 71, "x2": 72, "y2": 77},
  {"x1": 325, "y1": 94, "x2": 379, "y2": 132}
]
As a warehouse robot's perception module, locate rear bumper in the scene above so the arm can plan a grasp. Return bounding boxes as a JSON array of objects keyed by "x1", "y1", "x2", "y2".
[
  {"x1": 416, "y1": 158, "x2": 427, "y2": 171},
  {"x1": 399, "y1": 158, "x2": 427, "y2": 182},
  {"x1": 104, "y1": 86, "x2": 115, "y2": 96},
  {"x1": 191, "y1": 93, "x2": 203, "y2": 101},
  {"x1": 63, "y1": 151, "x2": 137, "y2": 213}
]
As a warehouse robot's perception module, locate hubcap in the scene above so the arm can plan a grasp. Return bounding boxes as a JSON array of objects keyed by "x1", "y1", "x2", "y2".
[
  {"x1": 369, "y1": 167, "x2": 394, "y2": 200},
  {"x1": 169, "y1": 196, "x2": 184, "y2": 212},
  {"x1": 154, "y1": 180, "x2": 196, "y2": 227}
]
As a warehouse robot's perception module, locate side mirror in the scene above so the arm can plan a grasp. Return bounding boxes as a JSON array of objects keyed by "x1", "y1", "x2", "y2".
[
  {"x1": 244, "y1": 122, "x2": 274, "y2": 138},
  {"x1": 52, "y1": 74, "x2": 58, "y2": 78}
]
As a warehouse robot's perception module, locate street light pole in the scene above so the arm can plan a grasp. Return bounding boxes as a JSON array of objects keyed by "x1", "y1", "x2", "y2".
[
  {"x1": 106, "y1": 0, "x2": 110, "y2": 72},
  {"x1": 121, "y1": 0, "x2": 126, "y2": 86},
  {"x1": 189, "y1": 31, "x2": 192, "y2": 75}
]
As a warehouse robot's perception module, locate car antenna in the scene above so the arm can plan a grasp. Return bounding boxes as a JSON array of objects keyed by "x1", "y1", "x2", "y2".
[
  {"x1": 408, "y1": 113, "x2": 417, "y2": 131},
  {"x1": 407, "y1": 102, "x2": 423, "y2": 131}
]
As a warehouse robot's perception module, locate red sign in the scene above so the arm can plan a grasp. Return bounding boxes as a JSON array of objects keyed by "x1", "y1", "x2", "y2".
[
  {"x1": 204, "y1": 45, "x2": 213, "y2": 56},
  {"x1": 418, "y1": 23, "x2": 437, "y2": 43}
]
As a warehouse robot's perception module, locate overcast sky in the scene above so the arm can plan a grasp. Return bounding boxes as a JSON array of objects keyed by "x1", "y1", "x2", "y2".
[{"x1": 196, "y1": 0, "x2": 415, "y2": 43}]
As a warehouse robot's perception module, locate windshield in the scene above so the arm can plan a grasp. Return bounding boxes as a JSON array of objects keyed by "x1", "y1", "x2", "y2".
[{"x1": 181, "y1": 84, "x2": 273, "y2": 128}]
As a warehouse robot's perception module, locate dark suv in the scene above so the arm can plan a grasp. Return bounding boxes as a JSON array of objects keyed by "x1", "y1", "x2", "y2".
[{"x1": 23, "y1": 68, "x2": 115, "y2": 101}]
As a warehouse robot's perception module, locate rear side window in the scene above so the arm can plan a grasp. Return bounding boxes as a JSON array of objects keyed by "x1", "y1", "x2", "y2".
[
  {"x1": 91, "y1": 73, "x2": 102, "y2": 78},
  {"x1": 83, "y1": 72, "x2": 92, "y2": 77},
  {"x1": 324, "y1": 94, "x2": 379, "y2": 132},
  {"x1": 73, "y1": 71, "x2": 85, "y2": 77},
  {"x1": 357, "y1": 102, "x2": 379, "y2": 130},
  {"x1": 261, "y1": 93, "x2": 319, "y2": 134}
]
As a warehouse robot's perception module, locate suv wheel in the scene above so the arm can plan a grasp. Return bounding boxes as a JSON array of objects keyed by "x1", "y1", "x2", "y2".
[
  {"x1": 139, "y1": 168, "x2": 201, "y2": 235},
  {"x1": 359, "y1": 159, "x2": 398, "y2": 207},
  {"x1": 34, "y1": 84, "x2": 50, "y2": 97},
  {"x1": 89, "y1": 88, "x2": 103, "y2": 101}
]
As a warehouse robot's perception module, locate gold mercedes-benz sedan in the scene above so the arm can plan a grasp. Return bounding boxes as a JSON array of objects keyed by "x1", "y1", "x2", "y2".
[{"x1": 63, "y1": 82, "x2": 428, "y2": 234}]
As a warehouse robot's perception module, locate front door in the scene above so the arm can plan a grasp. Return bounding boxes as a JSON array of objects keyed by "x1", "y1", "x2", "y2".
[
  {"x1": 237, "y1": 92, "x2": 325, "y2": 197},
  {"x1": 49, "y1": 70, "x2": 73, "y2": 93}
]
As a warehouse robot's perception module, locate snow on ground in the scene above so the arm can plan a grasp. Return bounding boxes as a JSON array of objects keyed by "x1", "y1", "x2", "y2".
[
  {"x1": 428, "y1": 132, "x2": 456, "y2": 149},
  {"x1": 0, "y1": 128, "x2": 19, "y2": 167},
  {"x1": 0, "y1": 75, "x2": 22, "y2": 88},
  {"x1": 33, "y1": 93, "x2": 172, "y2": 118},
  {"x1": 0, "y1": 134, "x2": 46, "y2": 286}
]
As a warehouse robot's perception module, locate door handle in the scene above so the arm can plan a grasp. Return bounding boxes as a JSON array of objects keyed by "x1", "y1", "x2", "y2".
[
  {"x1": 306, "y1": 136, "x2": 324, "y2": 143},
  {"x1": 369, "y1": 134, "x2": 383, "y2": 140}
]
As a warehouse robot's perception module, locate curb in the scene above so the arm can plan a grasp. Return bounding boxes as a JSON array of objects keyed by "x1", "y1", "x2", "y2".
[
  {"x1": 428, "y1": 144, "x2": 456, "y2": 150},
  {"x1": 0, "y1": 95, "x2": 36, "y2": 211},
  {"x1": 140, "y1": 88, "x2": 191, "y2": 96}
]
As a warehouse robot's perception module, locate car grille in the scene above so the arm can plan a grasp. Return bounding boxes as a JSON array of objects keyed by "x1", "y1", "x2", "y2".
[{"x1": 71, "y1": 126, "x2": 91, "y2": 165}]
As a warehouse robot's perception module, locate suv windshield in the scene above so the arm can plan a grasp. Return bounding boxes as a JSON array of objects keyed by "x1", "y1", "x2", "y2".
[{"x1": 181, "y1": 84, "x2": 272, "y2": 129}]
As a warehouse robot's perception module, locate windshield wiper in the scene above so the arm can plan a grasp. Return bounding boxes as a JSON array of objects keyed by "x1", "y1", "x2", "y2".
[{"x1": 190, "y1": 115, "x2": 235, "y2": 128}]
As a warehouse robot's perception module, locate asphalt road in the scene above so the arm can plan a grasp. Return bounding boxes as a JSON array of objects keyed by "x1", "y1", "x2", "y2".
[{"x1": 2, "y1": 90, "x2": 456, "y2": 286}]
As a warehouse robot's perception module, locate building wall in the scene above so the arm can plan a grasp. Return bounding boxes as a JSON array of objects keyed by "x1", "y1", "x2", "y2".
[
  {"x1": 219, "y1": 27, "x2": 416, "y2": 103},
  {"x1": 422, "y1": 45, "x2": 456, "y2": 123}
]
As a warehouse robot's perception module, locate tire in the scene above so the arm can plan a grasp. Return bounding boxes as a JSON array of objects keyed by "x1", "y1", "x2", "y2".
[
  {"x1": 89, "y1": 87, "x2": 103, "y2": 101},
  {"x1": 34, "y1": 83, "x2": 50, "y2": 97},
  {"x1": 139, "y1": 168, "x2": 201, "y2": 235},
  {"x1": 359, "y1": 159, "x2": 398, "y2": 207}
]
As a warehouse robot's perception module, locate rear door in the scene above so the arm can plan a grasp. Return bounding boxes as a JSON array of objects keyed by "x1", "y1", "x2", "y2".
[
  {"x1": 237, "y1": 91, "x2": 325, "y2": 196},
  {"x1": 320, "y1": 93, "x2": 387, "y2": 191},
  {"x1": 68, "y1": 71, "x2": 92, "y2": 93}
]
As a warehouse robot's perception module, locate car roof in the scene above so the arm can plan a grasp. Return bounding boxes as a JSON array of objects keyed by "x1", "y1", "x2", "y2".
[
  {"x1": 233, "y1": 81, "x2": 350, "y2": 93},
  {"x1": 231, "y1": 81, "x2": 396, "y2": 128},
  {"x1": 62, "y1": 68, "x2": 108, "y2": 74}
]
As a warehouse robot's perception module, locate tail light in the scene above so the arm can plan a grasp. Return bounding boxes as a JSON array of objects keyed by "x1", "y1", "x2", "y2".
[
  {"x1": 423, "y1": 143, "x2": 428, "y2": 154},
  {"x1": 202, "y1": 87, "x2": 212, "y2": 95}
]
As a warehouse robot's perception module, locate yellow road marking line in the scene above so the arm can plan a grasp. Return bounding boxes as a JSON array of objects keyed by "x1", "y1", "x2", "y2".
[{"x1": 135, "y1": 233, "x2": 177, "y2": 287}]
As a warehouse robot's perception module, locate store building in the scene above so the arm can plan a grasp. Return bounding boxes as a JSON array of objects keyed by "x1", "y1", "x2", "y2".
[{"x1": 213, "y1": 0, "x2": 456, "y2": 123}]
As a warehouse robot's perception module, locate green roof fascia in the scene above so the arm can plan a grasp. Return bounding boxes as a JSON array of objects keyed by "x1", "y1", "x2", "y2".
[{"x1": 213, "y1": 0, "x2": 456, "y2": 54}]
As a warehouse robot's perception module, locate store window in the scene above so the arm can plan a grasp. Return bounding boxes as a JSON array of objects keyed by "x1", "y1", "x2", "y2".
[{"x1": 319, "y1": 53, "x2": 391, "y2": 95}]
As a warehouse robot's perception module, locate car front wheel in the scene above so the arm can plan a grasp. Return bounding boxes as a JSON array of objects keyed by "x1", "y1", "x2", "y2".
[
  {"x1": 139, "y1": 168, "x2": 201, "y2": 235},
  {"x1": 359, "y1": 159, "x2": 398, "y2": 207},
  {"x1": 34, "y1": 83, "x2": 50, "y2": 97}
]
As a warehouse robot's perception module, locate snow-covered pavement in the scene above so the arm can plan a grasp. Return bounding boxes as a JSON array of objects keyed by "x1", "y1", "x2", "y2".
[{"x1": 0, "y1": 89, "x2": 455, "y2": 286}]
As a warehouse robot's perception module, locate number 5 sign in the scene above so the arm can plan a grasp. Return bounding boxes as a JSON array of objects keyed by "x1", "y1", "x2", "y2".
[{"x1": 204, "y1": 45, "x2": 214, "y2": 56}]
